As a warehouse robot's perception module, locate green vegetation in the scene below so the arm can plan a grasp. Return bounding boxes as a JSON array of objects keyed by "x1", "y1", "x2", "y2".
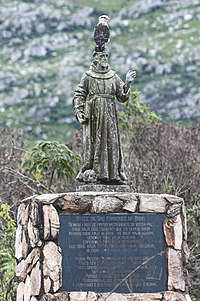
[
  {"x1": 0, "y1": 203, "x2": 17, "y2": 301},
  {"x1": 118, "y1": 90, "x2": 161, "y2": 134},
  {"x1": 67, "y1": 0, "x2": 136, "y2": 12},
  {"x1": 0, "y1": 0, "x2": 199, "y2": 144},
  {"x1": 23, "y1": 140, "x2": 80, "y2": 189}
]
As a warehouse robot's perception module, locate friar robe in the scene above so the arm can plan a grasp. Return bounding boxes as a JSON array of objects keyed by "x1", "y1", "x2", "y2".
[{"x1": 73, "y1": 66, "x2": 130, "y2": 183}]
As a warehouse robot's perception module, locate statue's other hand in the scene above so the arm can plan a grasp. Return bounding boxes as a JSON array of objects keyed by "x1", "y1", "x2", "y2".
[
  {"x1": 125, "y1": 69, "x2": 136, "y2": 83},
  {"x1": 76, "y1": 112, "x2": 88, "y2": 124}
]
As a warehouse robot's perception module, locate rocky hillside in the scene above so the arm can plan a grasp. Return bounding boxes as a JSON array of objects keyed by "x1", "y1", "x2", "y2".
[{"x1": 0, "y1": 0, "x2": 200, "y2": 143}]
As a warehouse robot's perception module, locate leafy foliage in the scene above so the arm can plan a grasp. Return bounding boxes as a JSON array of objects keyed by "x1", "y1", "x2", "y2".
[
  {"x1": 118, "y1": 90, "x2": 161, "y2": 135},
  {"x1": 23, "y1": 140, "x2": 81, "y2": 190},
  {"x1": 0, "y1": 133, "x2": 82, "y2": 298},
  {"x1": 1, "y1": 0, "x2": 200, "y2": 146},
  {"x1": 0, "y1": 203, "x2": 17, "y2": 301},
  {"x1": 119, "y1": 93, "x2": 200, "y2": 298}
]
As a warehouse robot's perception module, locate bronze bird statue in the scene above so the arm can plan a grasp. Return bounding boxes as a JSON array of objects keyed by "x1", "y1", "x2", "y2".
[{"x1": 94, "y1": 15, "x2": 110, "y2": 52}]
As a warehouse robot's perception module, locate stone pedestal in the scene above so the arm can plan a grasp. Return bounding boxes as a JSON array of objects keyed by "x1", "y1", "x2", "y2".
[
  {"x1": 15, "y1": 192, "x2": 191, "y2": 301},
  {"x1": 76, "y1": 184, "x2": 132, "y2": 193}
]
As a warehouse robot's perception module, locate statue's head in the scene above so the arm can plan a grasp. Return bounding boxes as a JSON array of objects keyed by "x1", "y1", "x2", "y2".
[
  {"x1": 93, "y1": 50, "x2": 109, "y2": 70},
  {"x1": 98, "y1": 15, "x2": 110, "y2": 24}
]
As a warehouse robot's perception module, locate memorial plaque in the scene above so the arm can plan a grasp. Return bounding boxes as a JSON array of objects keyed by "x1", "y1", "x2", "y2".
[{"x1": 58, "y1": 214, "x2": 167, "y2": 293}]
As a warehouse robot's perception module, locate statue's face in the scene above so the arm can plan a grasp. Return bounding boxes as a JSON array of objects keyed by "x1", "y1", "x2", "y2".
[{"x1": 95, "y1": 52, "x2": 109, "y2": 68}]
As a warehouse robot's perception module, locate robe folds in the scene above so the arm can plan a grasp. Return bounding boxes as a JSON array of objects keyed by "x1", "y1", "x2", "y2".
[{"x1": 73, "y1": 68, "x2": 130, "y2": 183}]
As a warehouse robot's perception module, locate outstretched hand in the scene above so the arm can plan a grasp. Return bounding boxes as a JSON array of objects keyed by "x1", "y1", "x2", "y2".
[{"x1": 125, "y1": 69, "x2": 136, "y2": 83}]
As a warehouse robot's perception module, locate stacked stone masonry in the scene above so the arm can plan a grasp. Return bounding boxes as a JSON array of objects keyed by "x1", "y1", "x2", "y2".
[{"x1": 15, "y1": 192, "x2": 192, "y2": 301}]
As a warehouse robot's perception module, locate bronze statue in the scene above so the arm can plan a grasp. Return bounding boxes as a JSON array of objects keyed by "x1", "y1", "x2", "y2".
[{"x1": 73, "y1": 16, "x2": 136, "y2": 185}]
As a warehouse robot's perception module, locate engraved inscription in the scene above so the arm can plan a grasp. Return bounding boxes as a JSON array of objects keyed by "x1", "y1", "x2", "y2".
[{"x1": 58, "y1": 214, "x2": 167, "y2": 293}]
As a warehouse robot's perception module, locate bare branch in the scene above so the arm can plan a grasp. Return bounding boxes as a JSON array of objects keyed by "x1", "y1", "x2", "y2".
[{"x1": 2, "y1": 166, "x2": 52, "y2": 193}]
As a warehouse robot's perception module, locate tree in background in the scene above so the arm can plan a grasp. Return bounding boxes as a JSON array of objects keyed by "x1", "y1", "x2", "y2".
[
  {"x1": 22, "y1": 140, "x2": 80, "y2": 191},
  {"x1": 0, "y1": 128, "x2": 26, "y2": 204},
  {"x1": 0, "y1": 129, "x2": 81, "y2": 202},
  {"x1": 119, "y1": 91, "x2": 200, "y2": 299}
]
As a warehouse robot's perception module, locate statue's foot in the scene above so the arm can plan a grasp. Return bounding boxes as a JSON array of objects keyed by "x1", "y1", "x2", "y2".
[
  {"x1": 82, "y1": 169, "x2": 97, "y2": 183},
  {"x1": 76, "y1": 171, "x2": 84, "y2": 182},
  {"x1": 119, "y1": 171, "x2": 127, "y2": 182}
]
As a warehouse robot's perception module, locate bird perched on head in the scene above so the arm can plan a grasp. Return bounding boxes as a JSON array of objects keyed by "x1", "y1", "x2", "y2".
[{"x1": 94, "y1": 15, "x2": 110, "y2": 52}]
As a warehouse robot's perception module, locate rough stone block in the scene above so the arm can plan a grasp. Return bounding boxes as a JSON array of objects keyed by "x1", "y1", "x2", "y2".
[
  {"x1": 139, "y1": 194, "x2": 167, "y2": 212},
  {"x1": 69, "y1": 292, "x2": 87, "y2": 301},
  {"x1": 17, "y1": 203, "x2": 26, "y2": 225},
  {"x1": 15, "y1": 225, "x2": 29, "y2": 260},
  {"x1": 123, "y1": 194, "x2": 138, "y2": 212},
  {"x1": 28, "y1": 219, "x2": 42, "y2": 247},
  {"x1": 43, "y1": 204, "x2": 60, "y2": 240},
  {"x1": 24, "y1": 275, "x2": 31, "y2": 301},
  {"x1": 99, "y1": 293, "x2": 127, "y2": 301},
  {"x1": 15, "y1": 202, "x2": 31, "y2": 259},
  {"x1": 58, "y1": 194, "x2": 92, "y2": 213},
  {"x1": 43, "y1": 241, "x2": 62, "y2": 293},
  {"x1": 161, "y1": 195, "x2": 183, "y2": 204},
  {"x1": 28, "y1": 201, "x2": 42, "y2": 247},
  {"x1": 39, "y1": 293, "x2": 56, "y2": 300},
  {"x1": 35, "y1": 193, "x2": 64, "y2": 204},
  {"x1": 100, "y1": 293, "x2": 163, "y2": 301},
  {"x1": 164, "y1": 215, "x2": 183, "y2": 249},
  {"x1": 54, "y1": 292, "x2": 69, "y2": 300},
  {"x1": 30, "y1": 261, "x2": 42, "y2": 296},
  {"x1": 16, "y1": 260, "x2": 25, "y2": 280},
  {"x1": 22, "y1": 228, "x2": 30, "y2": 258},
  {"x1": 127, "y1": 293, "x2": 162, "y2": 300},
  {"x1": 91, "y1": 196, "x2": 123, "y2": 213},
  {"x1": 16, "y1": 248, "x2": 40, "y2": 281},
  {"x1": 87, "y1": 292, "x2": 97, "y2": 301},
  {"x1": 16, "y1": 282, "x2": 25, "y2": 301},
  {"x1": 113, "y1": 193, "x2": 135, "y2": 202},
  {"x1": 43, "y1": 277, "x2": 52, "y2": 295},
  {"x1": 168, "y1": 249, "x2": 185, "y2": 291},
  {"x1": 163, "y1": 291, "x2": 187, "y2": 301},
  {"x1": 15, "y1": 223, "x2": 23, "y2": 260},
  {"x1": 166, "y1": 203, "x2": 182, "y2": 218}
]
